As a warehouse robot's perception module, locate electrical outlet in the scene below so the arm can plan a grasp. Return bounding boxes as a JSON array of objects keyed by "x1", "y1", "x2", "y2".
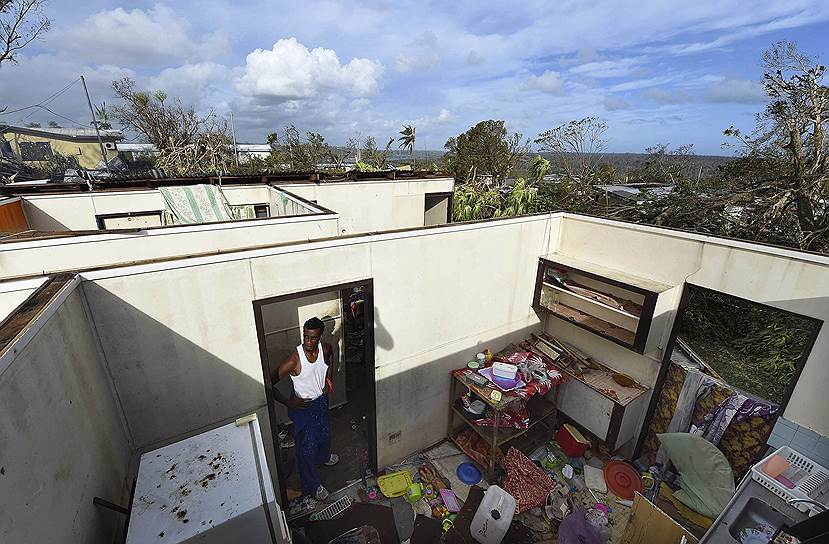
[{"x1": 389, "y1": 431, "x2": 401, "y2": 444}]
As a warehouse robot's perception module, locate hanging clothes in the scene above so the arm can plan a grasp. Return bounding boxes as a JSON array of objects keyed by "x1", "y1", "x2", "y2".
[
  {"x1": 696, "y1": 392, "x2": 779, "y2": 446},
  {"x1": 656, "y1": 367, "x2": 718, "y2": 466}
]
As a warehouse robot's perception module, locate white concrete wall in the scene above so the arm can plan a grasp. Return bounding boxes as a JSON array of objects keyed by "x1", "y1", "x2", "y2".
[
  {"x1": 0, "y1": 283, "x2": 133, "y2": 544},
  {"x1": 278, "y1": 178, "x2": 454, "y2": 234},
  {"x1": 0, "y1": 277, "x2": 46, "y2": 322},
  {"x1": 23, "y1": 191, "x2": 166, "y2": 231},
  {"x1": 555, "y1": 215, "x2": 829, "y2": 437},
  {"x1": 0, "y1": 214, "x2": 340, "y2": 279},
  {"x1": 80, "y1": 213, "x2": 559, "y2": 468}
]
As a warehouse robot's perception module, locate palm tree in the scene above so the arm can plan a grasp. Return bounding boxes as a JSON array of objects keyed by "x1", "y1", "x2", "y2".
[
  {"x1": 398, "y1": 124, "x2": 416, "y2": 167},
  {"x1": 94, "y1": 102, "x2": 112, "y2": 129}
]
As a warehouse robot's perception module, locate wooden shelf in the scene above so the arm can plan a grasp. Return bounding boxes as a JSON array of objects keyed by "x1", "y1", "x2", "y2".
[
  {"x1": 451, "y1": 394, "x2": 558, "y2": 446},
  {"x1": 542, "y1": 282, "x2": 640, "y2": 332},
  {"x1": 544, "y1": 300, "x2": 637, "y2": 346}
]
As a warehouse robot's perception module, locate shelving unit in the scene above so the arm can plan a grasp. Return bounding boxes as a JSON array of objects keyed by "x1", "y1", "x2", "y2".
[
  {"x1": 533, "y1": 255, "x2": 673, "y2": 354},
  {"x1": 446, "y1": 370, "x2": 560, "y2": 476}
]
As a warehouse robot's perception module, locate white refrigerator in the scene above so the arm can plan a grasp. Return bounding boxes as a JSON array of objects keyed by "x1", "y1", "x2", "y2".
[{"x1": 126, "y1": 415, "x2": 291, "y2": 543}]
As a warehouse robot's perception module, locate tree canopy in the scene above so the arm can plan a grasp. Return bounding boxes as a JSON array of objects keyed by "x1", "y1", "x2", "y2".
[{"x1": 444, "y1": 120, "x2": 528, "y2": 185}]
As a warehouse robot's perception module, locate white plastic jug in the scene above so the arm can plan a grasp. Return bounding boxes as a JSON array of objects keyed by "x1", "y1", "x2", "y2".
[{"x1": 470, "y1": 485, "x2": 516, "y2": 544}]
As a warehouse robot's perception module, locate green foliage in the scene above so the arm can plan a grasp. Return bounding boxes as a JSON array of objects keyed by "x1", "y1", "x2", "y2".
[
  {"x1": 444, "y1": 120, "x2": 528, "y2": 184},
  {"x1": 360, "y1": 136, "x2": 395, "y2": 170},
  {"x1": 452, "y1": 177, "x2": 537, "y2": 221},
  {"x1": 680, "y1": 288, "x2": 816, "y2": 403},
  {"x1": 528, "y1": 155, "x2": 550, "y2": 184},
  {"x1": 266, "y1": 126, "x2": 331, "y2": 171},
  {"x1": 398, "y1": 124, "x2": 416, "y2": 165}
]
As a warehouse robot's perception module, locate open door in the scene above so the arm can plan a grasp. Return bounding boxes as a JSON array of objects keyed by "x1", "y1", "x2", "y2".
[{"x1": 254, "y1": 280, "x2": 377, "y2": 506}]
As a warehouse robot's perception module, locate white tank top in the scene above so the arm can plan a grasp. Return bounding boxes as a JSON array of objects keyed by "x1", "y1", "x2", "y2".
[{"x1": 290, "y1": 345, "x2": 327, "y2": 400}]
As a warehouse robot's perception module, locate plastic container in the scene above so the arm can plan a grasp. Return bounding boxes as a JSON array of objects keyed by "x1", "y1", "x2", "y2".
[
  {"x1": 470, "y1": 485, "x2": 516, "y2": 544},
  {"x1": 492, "y1": 362, "x2": 517, "y2": 380},
  {"x1": 750, "y1": 446, "x2": 829, "y2": 515},
  {"x1": 556, "y1": 424, "x2": 591, "y2": 457}
]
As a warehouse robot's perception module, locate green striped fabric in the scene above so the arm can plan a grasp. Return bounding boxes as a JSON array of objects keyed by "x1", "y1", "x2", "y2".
[{"x1": 159, "y1": 185, "x2": 234, "y2": 225}]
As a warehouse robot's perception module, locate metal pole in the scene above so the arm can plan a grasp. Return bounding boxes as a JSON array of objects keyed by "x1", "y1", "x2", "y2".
[
  {"x1": 230, "y1": 111, "x2": 239, "y2": 167},
  {"x1": 80, "y1": 75, "x2": 111, "y2": 174}
]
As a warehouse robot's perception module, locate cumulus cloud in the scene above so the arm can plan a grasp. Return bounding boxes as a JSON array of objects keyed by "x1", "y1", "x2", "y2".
[
  {"x1": 645, "y1": 88, "x2": 694, "y2": 105},
  {"x1": 703, "y1": 78, "x2": 767, "y2": 104},
  {"x1": 236, "y1": 38, "x2": 384, "y2": 101},
  {"x1": 604, "y1": 95, "x2": 630, "y2": 111},
  {"x1": 525, "y1": 70, "x2": 564, "y2": 94},
  {"x1": 53, "y1": 5, "x2": 229, "y2": 66}
]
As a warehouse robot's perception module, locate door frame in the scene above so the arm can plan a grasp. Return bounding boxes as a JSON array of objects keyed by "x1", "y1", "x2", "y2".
[
  {"x1": 633, "y1": 282, "x2": 823, "y2": 460},
  {"x1": 252, "y1": 279, "x2": 377, "y2": 507}
]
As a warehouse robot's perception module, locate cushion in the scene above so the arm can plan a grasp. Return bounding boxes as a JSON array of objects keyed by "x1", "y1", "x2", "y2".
[{"x1": 657, "y1": 432, "x2": 735, "y2": 518}]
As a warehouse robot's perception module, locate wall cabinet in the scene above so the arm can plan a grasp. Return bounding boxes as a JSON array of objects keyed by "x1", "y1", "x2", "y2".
[{"x1": 533, "y1": 254, "x2": 675, "y2": 354}]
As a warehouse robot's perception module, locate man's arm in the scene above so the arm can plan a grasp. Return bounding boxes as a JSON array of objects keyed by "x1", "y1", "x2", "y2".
[{"x1": 271, "y1": 352, "x2": 310, "y2": 409}]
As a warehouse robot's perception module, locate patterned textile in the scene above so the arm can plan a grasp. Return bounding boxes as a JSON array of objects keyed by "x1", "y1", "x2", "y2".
[
  {"x1": 230, "y1": 204, "x2": 256, "y2": 220},
  {"x1": 697, "y1": 393, "x2": 779, "y2": 447},
  {"x1": 501, "y1": 447, "x2": 558, "y2": 513},
  {"x1": 159, "y1": 184, "x2": 234, "y2": 225},
  {"x1": 656, "y1": 367, "x2": 718, "y2": 466},
  {"x1": 642, "y1": 362, "x2": 687, "y2": 464},
  {"x1": 643, "y1": 362, "x2": 777, "y2": 478},
  {"x1": 454, "y1": 428, "x2": 501, "y2": 469}
]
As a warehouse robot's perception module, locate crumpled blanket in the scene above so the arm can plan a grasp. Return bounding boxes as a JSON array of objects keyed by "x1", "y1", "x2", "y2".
[
  {"x1": 697, "y1": 392, "x2": 779, "y2": 446},
  {"x1": 501, "y1": 447, "x2": 558, "y2": 513}
]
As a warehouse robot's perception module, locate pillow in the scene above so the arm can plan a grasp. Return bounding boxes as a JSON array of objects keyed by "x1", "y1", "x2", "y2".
[{"x1": 657, "y1": 432, "x2": 735, "y2": 518}]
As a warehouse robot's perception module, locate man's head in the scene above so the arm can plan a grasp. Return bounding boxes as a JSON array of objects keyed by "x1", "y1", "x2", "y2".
[{"x1": 302, "y1": 317, "x2": 325, "y2": 352}]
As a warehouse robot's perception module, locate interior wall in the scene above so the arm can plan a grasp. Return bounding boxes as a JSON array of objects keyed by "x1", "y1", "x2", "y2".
[
  {"x1": 0, "y1": 277, "x2": 46, "y2": 322},
  {"x1": 0, "y1": 214, "x2": 340, "y2": 279},
  {"x1": 81, "y1": 214, "x2": 560, "y2": 471},
  {"x1": 0, "y1": 286, "x2": 133, "y2": 544},
  {"x1": 424, "y1": 194, "x2": 450, "y2": 226},
  {"x1": 278, "y1": 178, "x2": 454, "y2": 234},
  {"x1": 557, "y1": 215, "x2": 829, "y2": 437},
  {"x1": 0, "y1": 197, "x2": 29, "y2": 233}
]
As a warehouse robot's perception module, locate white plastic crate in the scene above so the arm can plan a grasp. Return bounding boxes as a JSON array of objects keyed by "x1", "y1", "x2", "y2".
[{"x1": 751, "y1": 446, "x2": 829, "y2": 515}]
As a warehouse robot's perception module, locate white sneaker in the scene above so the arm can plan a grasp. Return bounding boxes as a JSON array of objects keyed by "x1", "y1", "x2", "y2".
[
  {"x1": 324, "y1": 453, "x2": 339, "y2": 466},
  {"x1": 315, "y1": 485, "x2": 329, "y2": 501}
]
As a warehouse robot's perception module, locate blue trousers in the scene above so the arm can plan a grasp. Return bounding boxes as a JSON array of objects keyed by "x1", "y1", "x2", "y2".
[{"x1": 288, "y1": 395, "x2": 331, "y2": 495}]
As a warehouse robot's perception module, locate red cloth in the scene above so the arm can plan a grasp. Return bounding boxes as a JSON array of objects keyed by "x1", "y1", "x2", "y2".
[{"x1": 501, "y1": 447, "x2": 558, "y2": 513}]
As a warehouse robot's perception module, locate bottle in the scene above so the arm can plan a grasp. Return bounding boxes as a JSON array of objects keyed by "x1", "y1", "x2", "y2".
[{"x1": 470, "y1": 485, "x2": 516, "y2": 544}]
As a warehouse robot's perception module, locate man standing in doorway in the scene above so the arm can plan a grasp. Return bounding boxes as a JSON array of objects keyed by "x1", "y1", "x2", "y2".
[{"x1": 273, "y1": 317, "x2": 339, "y2": 501}]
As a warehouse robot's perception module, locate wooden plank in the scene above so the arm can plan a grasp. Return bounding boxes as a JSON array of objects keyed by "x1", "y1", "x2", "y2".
[{"x1": 620, "y1": 493, "x2": 699, "y2": 544}]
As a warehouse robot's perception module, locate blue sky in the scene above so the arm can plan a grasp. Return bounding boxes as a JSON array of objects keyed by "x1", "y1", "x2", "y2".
[{"x1": 2, "y1": 1, "x2": 829, "y2": 154}]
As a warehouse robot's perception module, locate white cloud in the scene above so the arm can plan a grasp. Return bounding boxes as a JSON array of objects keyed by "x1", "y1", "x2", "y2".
[
  {"x1": 604, "y1": 95, "x2": 631, "y2": 111},
  {"x1": 53, "y1": 5, "x2": 229, "y2": 65},
  {"x1": 395, "y1": 30, "x2": 441, "y2": 72},
  {"x1": 570, "y1": 57, "x2": 645, "y2": 79},
  {"x1": 703, "y1": 78, "x2": 767, "y2": 104},
  {"x1": 236, "y1": 38, "x2": 384, "y2": 101},
  {"x1": 645, "y1": 88, "x2": 694, "y2": 104},
  {"x1": 610, "y1": 75, "x2": 678, "y2": 92},
  {"x1": 525, "y1": 70, "x2": 564, "y2": 94},
  {"x1": 437, "y1": 109, "x2": 452, "y2": 123}
]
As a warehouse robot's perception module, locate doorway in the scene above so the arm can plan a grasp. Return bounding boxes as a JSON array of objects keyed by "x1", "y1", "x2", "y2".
[{"x1": 253, "y1": 280, "x2": 377, "y2": 506}]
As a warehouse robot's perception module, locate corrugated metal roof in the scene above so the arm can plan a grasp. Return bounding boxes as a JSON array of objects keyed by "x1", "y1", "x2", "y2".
[{"x1": 0, "y1": 124, "x2": 123, "y2": 141}]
